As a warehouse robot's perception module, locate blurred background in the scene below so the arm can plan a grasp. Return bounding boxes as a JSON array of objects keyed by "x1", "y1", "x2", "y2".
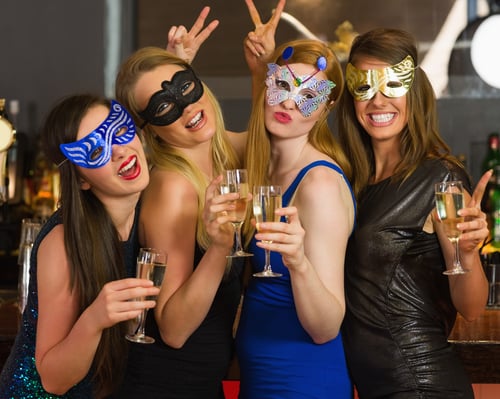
[
  {"x1": 1, "y1": 0, "x2": 500, "y2": 221},
  {"x1": 2, "y1": 4, "x2": 500, "y2": 395}
]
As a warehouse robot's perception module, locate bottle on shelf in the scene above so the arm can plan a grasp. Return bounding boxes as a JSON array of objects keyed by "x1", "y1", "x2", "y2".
[
  {"x1": 31, "y1": 148, "x2": 58, "y2": 222},
  {"x1": 0, "y1": 98, "x2": 16, "y2": 208},
  {"x1": 481, "y1": 132, "x2": 500, "y2": 224},
  {"x1": 7, "y1": 99, "x2": 23, "y2": 204},
  {"x1": 490, "y1": 165, "x2": 500, "y2": 248},
  {"x1": 482, "y1": 132, "x2": 500, "y2": 173}
]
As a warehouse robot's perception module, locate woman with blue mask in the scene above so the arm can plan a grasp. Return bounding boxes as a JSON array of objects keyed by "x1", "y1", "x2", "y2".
[{"x1": 0, "y1": 94, "x2": 155, "y2": 398}]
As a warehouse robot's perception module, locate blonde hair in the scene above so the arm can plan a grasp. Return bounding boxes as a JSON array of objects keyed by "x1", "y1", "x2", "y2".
[
  {"x1": 243, "y1": 39, "x2": 351, "y2": 245},
  {"x1": 116, "y1": 47, "x2": 239, "y2": 249}
]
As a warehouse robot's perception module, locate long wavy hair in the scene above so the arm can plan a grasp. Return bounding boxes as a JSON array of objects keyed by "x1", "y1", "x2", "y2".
[
  {"x1": 42, "y1": 94, "x2": 129, "y2": 397},
  {"x1": 115, "y1": 47, "x2": 239, "y2": 249},
  {"x1": 336, "y1": 28, "x2": 461, "y2": 199},
  {"x1": 243, "y1": 39, "x2": 350, "y2": 245}
]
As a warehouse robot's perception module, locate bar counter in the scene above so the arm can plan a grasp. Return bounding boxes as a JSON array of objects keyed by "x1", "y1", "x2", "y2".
[{"x1": 448, "y1": 307, "x2": 500, "y2": 383}]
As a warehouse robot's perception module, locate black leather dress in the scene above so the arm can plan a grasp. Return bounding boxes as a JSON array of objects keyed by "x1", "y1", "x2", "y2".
[{"x1": 342, "y1": 159, "x2": 474, "y2": 399}]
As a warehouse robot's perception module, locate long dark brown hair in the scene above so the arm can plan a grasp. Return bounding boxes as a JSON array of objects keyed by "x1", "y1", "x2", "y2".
[
  {"x1": 42, "y1": 94, "x2": 129, "y2": 397},
  {"x1": 336, "y1": 28, "x2": 461, "y2": 198}
]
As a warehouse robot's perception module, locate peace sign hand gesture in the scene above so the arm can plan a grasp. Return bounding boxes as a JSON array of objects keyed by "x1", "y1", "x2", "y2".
[
  {"x1": 244, "y1": 0, "x2": 286, "y2": 76},
  {"x1": 166, "y1": 6, "x2": 219, "y2": 64}
]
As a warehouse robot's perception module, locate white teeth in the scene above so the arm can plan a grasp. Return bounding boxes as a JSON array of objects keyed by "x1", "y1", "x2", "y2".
[
  {"x1": 119, "y1": 157, "x2": 136, "y2": 175},
  {"x1": 187, "y1": 112, "x2": 202, "y2": 128},
  {"x1": 371, "y1": 113, "x2": 395, "y2": 123}
]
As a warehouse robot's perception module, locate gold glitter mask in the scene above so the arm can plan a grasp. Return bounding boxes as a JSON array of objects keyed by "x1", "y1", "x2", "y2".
[{"x1": 346, "y1": 55, "x2": 415, "y2": 101}]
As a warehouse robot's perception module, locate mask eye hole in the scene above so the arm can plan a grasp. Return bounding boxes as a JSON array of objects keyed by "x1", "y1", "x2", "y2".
[
  {"x1": 387, "y1": 81, "x2": 403, "y2": 88},
  {"x1": 181, "y1": 80, "x2": 196, "y2": 96},
  {"x1": 115, "y1": 126, "x2": 128, "y2": 137},
  {"x1": 155, "y1": 102, "x2": 175, "y2": 118},
  {"x1": 90, "y1": 146, "x2": 103, "y2": 161},
  {"x1": 276, "y1": 79, "x2": 291, "y2": 91},
  {"x1": 299, "y1": 89, "x2": 317, "y2": 100},
  {"x1": 357, "y1": 84, "x2": 371, "y2": 92}
]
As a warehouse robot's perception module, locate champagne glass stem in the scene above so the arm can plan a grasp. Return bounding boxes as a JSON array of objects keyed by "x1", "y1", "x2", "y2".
[
  {"x1": 264, "y1": 248, "x2": 272, "y2": 273},
  {"x1": 227, "y1": 221, "x2": 253, "y2": 258},
  {"x1": 134, "y1": 309, "x2": 148, "y2": 337},
  {"x1": 233, "y1": 221, "x2": 244, "y2": 253},
  {"x1": 443, "y1": 237, "x2": 469, "y2": 275},
  {"x1": 453, "y1": 239, "x2": 461, "y2": 268}
]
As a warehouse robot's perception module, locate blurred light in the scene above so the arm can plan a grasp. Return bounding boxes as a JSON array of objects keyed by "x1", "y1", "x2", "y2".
[{"x1": 471, "y1": 14, "x2": 500, "y2": 88}]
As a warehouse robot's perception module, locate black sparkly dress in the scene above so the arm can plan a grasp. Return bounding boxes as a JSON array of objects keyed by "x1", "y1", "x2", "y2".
[
  {"x1": 342, "y1": 159, "x2": 474, "y2": 399},
  {"x1": 0, "y1": 205, "x2": 139, "y2": 399}
]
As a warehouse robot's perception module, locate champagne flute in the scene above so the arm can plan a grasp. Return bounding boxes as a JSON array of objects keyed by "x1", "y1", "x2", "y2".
[
  {"x1": 126, "y1": 248, "x2": 167, "y2": 344},
  {"x1": 253, "y1": 185, "x2": 283, "y2": 277},
  {"x1": 435, "y1": 180, "x2": 470, "y2": 275},
  {"x1": 220, "y1": 169, "x2": 253, "y2": 258}
]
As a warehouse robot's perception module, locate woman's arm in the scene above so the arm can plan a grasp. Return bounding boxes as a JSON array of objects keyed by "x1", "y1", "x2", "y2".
[
  {"x1": 35, "y1": 226, "x2": 158, "y2": 394},
  {"x1": 434, "y1": 170, "x2": 491, "y2": 320},
  {"x1": 141, "y1": 171, "x2": 236, "y2": 348},
  {"x1": 256, "y1": 167, "x2": 354, "y2": 343}
]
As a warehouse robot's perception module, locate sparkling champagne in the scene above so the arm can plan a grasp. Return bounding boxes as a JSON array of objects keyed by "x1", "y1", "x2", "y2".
[
  {"x1": 435, "y1": 191, "x2": 464, "y2": 240},
  {"x1": 434, "y1": 181, "x2": 468, "y2": 275},
  {"x1": 126, "y1": 248, "x2": 167, "y2": 343},
  {"x1": 137, "y1": 261, "x2": 166, "y2": 300},
  {"x1": 253, "y1": 192, "x2": 282, "y2": 236},
  {"x1": 221, "y1": 182, "x2": 249, "y2": 221},
  {"x1": 252, "y1": 185, "x2": 283, "y2": 277}
]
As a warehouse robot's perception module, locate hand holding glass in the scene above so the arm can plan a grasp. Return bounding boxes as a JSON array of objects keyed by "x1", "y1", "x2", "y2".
[
  {"x1": 253, "y1": 185, "x2": 282, "y2": 277},
  {"x1": 220, "y1": 169, "x2": 253, "y2": 257},
  {"x1": 126, "y1": 248, "x2": 167, "y2": 344},
  {"x1": 435, "y1": 180, "x2": 470, "y2": 275}
]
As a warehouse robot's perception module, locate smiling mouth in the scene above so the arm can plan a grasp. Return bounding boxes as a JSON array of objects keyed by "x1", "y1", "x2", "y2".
[
  {"x1": 370, "y1": 113, "x2": 395, "y2": 123},
  {"x1": 186, "y1": 111, "x2": 203, "y2": 128},
  {"x1": 118, "y1": 156, "x2": 137, "y2": 177}
]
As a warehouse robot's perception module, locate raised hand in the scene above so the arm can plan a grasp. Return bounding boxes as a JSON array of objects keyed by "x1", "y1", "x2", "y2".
[
  {"x1": 166, "y1": 6, "x2": 219, "y2": 64},
  {"x1": 244, "y1": 0, "x2": 286, "y2": 76},
  {"x1": 459, "y1": 169, "x2": 492, "y2": 251}
]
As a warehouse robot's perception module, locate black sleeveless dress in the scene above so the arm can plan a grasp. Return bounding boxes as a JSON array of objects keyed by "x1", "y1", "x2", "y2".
[
  {"x1": 342, "y1": 159, "x2": 474, "y2": 398},
  {"x1": 112, "y1": 245, "x2": 243, "y2": 399},
  {"x1": 0, "y1": 205, "x2": 140, "y2": 398}
]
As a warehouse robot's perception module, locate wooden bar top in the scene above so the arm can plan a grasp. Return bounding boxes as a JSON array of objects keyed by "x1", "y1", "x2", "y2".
[
  {"x1": 448, "y1": 307, "x2": 500, "y2": 383},
  {"x1": 449, "y1": 307, "x2": 500, "y2": 343}
]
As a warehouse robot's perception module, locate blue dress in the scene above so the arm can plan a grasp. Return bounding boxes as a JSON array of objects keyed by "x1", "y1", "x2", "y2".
[
  {"x1": 0, "y1": 208, "x2": 139, "y2": 399},
  {"x1": 235, "y1": 161, "x2": 355, "y2": 399}
]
